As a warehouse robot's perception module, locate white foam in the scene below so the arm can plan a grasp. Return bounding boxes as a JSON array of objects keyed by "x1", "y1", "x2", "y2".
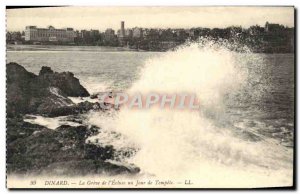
[
  {"x1": 24, "y1": 115, "x2": 82, "y2": 130},
  {"x1": 68, "y1": 97, "x2": 99, "y2": 104},
  {"x1": 88, "y1": 40, "x2": 293, "y2": 187}
]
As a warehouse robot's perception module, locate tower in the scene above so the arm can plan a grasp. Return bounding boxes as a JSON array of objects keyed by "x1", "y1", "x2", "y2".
[{"x1": 121, "y1": 21, "x2": 125, "y2": 38}]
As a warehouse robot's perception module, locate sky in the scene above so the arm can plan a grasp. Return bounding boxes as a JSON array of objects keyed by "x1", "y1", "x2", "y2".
[{"x1": 6, "y1": 6, "x2": 294, "y2": 31}]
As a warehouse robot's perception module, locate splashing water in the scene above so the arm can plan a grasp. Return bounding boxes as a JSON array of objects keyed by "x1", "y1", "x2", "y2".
[{"x1": 87, "y1": 40, "x2": 293, "y2": 188}]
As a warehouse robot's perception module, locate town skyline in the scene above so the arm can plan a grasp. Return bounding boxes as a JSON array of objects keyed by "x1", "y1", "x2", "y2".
[
  {"x1": 6, "y1": 7, "x2": 294, "y2": 31},
  {"x1": 6, "y1": 21, "x2": 296, "y2": 33}
]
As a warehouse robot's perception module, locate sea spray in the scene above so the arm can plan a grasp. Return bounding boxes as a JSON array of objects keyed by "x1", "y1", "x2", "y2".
[{"x1": 87, "y1": 40, "x2": 293, "y2": 187}]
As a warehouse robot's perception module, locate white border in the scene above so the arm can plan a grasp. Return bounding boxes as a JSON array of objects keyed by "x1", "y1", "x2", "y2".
[{"x1": 0, "y1": 0, "x2": 298, "y2": 193}]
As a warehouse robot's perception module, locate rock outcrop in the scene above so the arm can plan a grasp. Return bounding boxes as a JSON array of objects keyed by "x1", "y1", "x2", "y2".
[
  {"x1": 38, "y1": 66, "x2": 90, "y2": 97},
  {"x1": 7, "y1": 120, "x2": 139, "y2": 175},
  {"x1": 6, "y1": 63, "x2": 139, "y2": 176},
  {"x1": 6, "y1": 63, "x2": 89, "y2": 117},
  {"x1": 37, "y1": 101, "x2": 106, "y2": 117}
]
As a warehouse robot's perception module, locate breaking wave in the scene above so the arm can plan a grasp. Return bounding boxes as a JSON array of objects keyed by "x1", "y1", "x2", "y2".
[{"x1": 87, "y1": 40, "x2": 293, "y2": 187}]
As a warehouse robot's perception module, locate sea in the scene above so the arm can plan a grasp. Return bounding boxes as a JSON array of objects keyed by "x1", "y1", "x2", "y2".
[{"x1": 7, "y1": 43, "x2": 294, "y2": 187}]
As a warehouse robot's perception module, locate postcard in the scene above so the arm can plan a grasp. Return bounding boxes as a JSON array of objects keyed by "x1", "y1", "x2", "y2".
[{"x1": 6, "y1": 6, "x2": 295, "y2": 189}]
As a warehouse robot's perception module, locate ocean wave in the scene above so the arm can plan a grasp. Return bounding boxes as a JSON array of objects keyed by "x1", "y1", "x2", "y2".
[{"x1": 87, "y1": 39, "x2": 293, "y2": 187}]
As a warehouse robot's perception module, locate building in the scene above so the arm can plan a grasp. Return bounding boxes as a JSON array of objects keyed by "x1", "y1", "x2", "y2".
[
  {"x1": 118, "y1": 29, "x2": 133, "y2": 39},
  {"x1": 117, "y1": 21, "x2": 126, "y2": 45},
  {"x1": 104, "y1": 28, "x2": 115, "y2": 41},
  {"x1": 265, "y1": 22, "x2": 284, "y2": 33},
  {"x1": 120, "y1": 21, "x2": 125, "y2": 38},
  {"x1": 117, "y1": 21, "x2": 126, "y2": 46},
  {"x1": 132, "y1": 27, "x2": 143, "y2": 38},
  {"x1": 125, "y1": 29, "x2": 133, "y2": 38},
  {"x1": 117, "y1": 30, "x2": 122, "y2": 38},
  {"x1": 80, "y1": 30, "x2": 89, "y2": 39},
  {"x1": 142, "y1": 29, "x2": 149, "y2": 37},
  {"x1": 25, "y1": 26, "x2": 75, "y2": 42},
  {"x1": 90, "y1": 29, "x2": 100, "y2": 37}
]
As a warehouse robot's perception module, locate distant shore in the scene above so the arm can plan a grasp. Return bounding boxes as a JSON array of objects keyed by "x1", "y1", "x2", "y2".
[
  {"x1": 6, "y1": 44, "x2": 147, "y2": 52},
  {"x1": 6, "y1": 43, "x2": 295, "y2": 54}
]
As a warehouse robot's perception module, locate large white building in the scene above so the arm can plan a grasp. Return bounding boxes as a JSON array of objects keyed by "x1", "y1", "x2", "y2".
[{"x1": 25, "y1": 26, "x2": 76, "y2": 42}]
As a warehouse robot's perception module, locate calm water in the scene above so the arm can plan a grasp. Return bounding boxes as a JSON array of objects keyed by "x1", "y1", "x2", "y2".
[
  {"x1": 7, "y1": 45, "x2": 160, "y2": 93},
  {"x1": 7, "y1": 45, "x2": 294, "y2": 148}
]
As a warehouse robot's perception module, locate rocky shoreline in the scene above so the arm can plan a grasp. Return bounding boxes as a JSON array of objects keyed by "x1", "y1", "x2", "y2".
[{"x1": 6, "y1": 62, "x2": 139, "y2": 176}]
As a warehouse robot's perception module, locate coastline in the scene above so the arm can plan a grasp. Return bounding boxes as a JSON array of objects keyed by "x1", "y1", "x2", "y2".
[
  {"x1": 6, "y1": 43, "x2": 294, "y2": 53},
  {"x1": 6, "y1": 44, "x2": 146, "y2": 52},
  {"x1": 6, "y1": 62, "x2": 140, "y2": 177}
]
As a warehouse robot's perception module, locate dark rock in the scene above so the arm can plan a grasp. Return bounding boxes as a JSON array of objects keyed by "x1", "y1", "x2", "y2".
[
  {"x1": 6, "y1": 117, "x2": 45, "y2": 143},
  {"x1": 84, "y1": 144, "x2": 114, "y2": 161},
  {"x1": 7, "y1": 126, "x2": 59, "y2": 174},
  {"x1": 40, "y1": 160, "x2": 140, "y2": 176},
  {"x1": 6, "y1": 63, "x2": 138, "y2": 176},
  {"x1": 38, "y1": 67, "x2": 89, "y2": 97},
  {"x1": 6, "y1": 63, "x2": 45, "y2": 116},
  {"x1": 37, "y1": 101, "x2": 113, "y2": 117},
  {"x1": 37, "y1": 101, "x2": 99, "y2": 117},
  {"x1": 36, "y1": 88, "x2": 74, "y2": 116},
  {"x1": 39, "y1": 66, "x2": 54, "y2": 75},
  {"x1": 6, "y1": 63, "x2": 90, "y2": 116},
  {"x1": 6, "y1": 121, "x2": 140, "y2": 175}
]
